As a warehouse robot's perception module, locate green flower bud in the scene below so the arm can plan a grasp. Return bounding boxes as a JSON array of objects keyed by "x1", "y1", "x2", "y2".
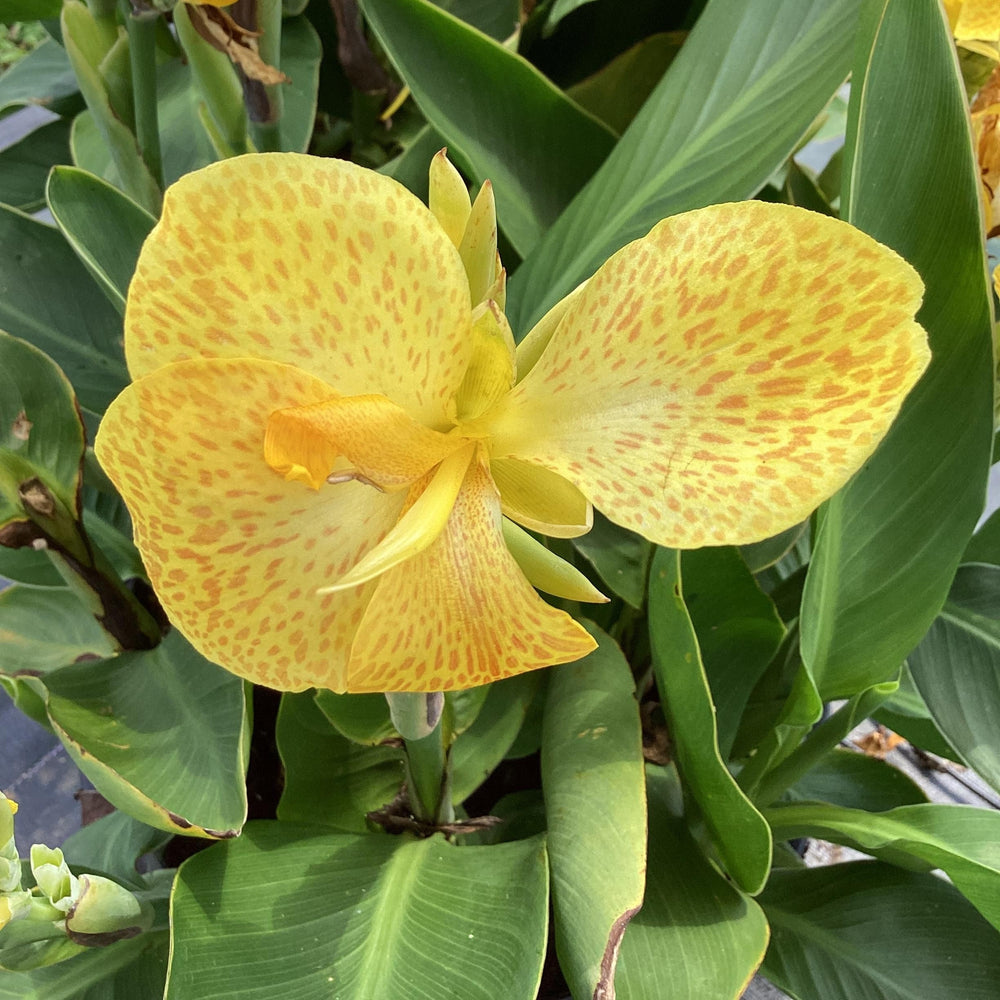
[
  {"x1": 0, "y1": 889, "x2": 31, "y2": 930},
  {"x1": 29, "y1": 845, "x2": 78, "y2": 912},
  {"x1": 65, "y1": 875, "x2": 153, "y2": 945}
]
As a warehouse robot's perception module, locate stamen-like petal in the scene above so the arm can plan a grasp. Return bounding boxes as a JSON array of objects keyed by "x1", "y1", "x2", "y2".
[
  {"x1": 95, "y1": 358, "x2": 406, "y2": 692},
  {"x1": 485, "y1": 201, "x2": 930, "y2": 547},
  {"x1": 501, "y1": 519, "x2": 608, "y2": 603},
  {"x1": 344, "y1": 450, "x2": 596, "y2": 692},
  {"x1": 490, "y1": 458, "x2": 592, "y2": 538},
  {"x1": 265, "y1": 394, "x2": 468, "y2": 491}
]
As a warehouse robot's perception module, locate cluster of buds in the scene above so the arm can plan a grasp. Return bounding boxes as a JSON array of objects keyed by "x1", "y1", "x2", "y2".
[{"x1": 0, "y1": 793, "x2": 153, "y2": 971}]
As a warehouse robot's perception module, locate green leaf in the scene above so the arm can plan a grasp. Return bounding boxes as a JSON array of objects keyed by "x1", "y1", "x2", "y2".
[
  {"x1": 566, "y1": 32, "x2": 684, "y2": 135},
  {"x1": 765, "y1": 801, "x2": 1000, "y2": 931},
  {"x1": 785, "y1": 747, "x2": 927, "y2": 811},
  {"x1": 362, "y1": 0, "x2": 615, "y2": 257},
  {"x1": 276, "y1": 691, "x2": 403, "y2": 833},
  {"x1": 451, "y1": 671, "x2": 541, "y2": 802},
  {"x1": 0, "y1": 934, "x2": 168, "y2": 1000},
  {"x1": 908, "y1": 564, "x2": 1000, "y2": 793},
  {"x1": 615, "y1": 767, "x2": 769, "y2": 999},
  {"x1": 0, "y1": 585, "x2": 115, "y2": 675},
  {"x1": 168, "y1": 824, "x2": 549, "y2": 1000},
  {"x1": 0, "y1": 39, "x2": 81, "y2": 117},
  {"x1": 0, "y1": 119, "x2": 70, "y2": 212},
  {"x1": 761, "y1": 862, "x2": 1000, "y2": 1000},
  {"x1": 60, "y1": 810, "x2": 171, "y2": 887},
  {"x1": 44, "y1": 630, "x2": 249, "y2": 838},
  {"x1": 508, "y1": 0, "x2": 865, "y2": 332},
  {"x1": 541, "y1": 623, "x2": 645, "y2": 1000},
  {"x1": 648, "y1": 547, "x2": 771, "y2": 894},
  {"x1": 800, "y1": 0, "x2": 994, "y2": 697},
  {"x1": 681, "y1": 546, "x2": 785, "y2": 757},
  {"x1": 0, "y1": 329, "x2": 86, "y2": 526},
  {"x1": 46, "y1": 166, "x2": 156, "y2": 314},
  {"x1": 964, "y1": 506, "x2": 1000, "y2": 563},
  {"x1": 437, "y1": 0, "x2": 519, "y2": 39},
  {"x1": 280, "y1": 15, "x2": 322, "y2": 154},
  {"x1": 0, "y1": 0, "x2": 62, "y2": 19},
  {"x1": 60, "y1": 1, "x2": 161, "y2": 214},
  {"x1": 0, "y1": 208, "x2": 127, "y2": 424},
  {"x1": 313, "y1": 689, "x2": 397, "y2": 745},
  {"x1": 572, "y1": 511, "x2": 651, "y2": 609}
]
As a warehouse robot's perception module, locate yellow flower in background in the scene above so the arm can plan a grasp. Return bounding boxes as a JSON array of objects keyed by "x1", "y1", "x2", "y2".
[
  {"x1": 945, "y1": 0, "x2": 1000, "y2": 60},
  {"x1": 95, "y1": 153, "x2": 930, "y2": 694}
]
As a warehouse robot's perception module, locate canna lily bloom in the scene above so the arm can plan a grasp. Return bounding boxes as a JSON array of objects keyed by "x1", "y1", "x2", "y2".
[{"x1": 96, "y1": 152, "x2": 930, "y2": 693}]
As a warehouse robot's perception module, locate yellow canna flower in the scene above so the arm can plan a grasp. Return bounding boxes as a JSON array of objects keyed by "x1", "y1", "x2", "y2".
[{"x1": 95, "y1": 153, "x2": 930, "y2": 694}]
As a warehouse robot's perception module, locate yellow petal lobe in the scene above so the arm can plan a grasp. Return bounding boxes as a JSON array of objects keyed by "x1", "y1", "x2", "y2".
[
  {"x1": 428, "y1": 149, "x2": 472, "y2": 248},
  {"x1": 485, "y1": 201, "x2": 930, "y2": 548},
  {"x1": 459, "y1": 180, "x2": 498, "y2": 305},
  {"x1": 514, "y1": 280, "x2": 587, "y2": 383},
  {"x1": 124, "y1": 153, "x2": 472, "y2": 429},
  {"x1": 491, "y1": 457, "x2": 593, "y2": 538},
  {"x1": 502, "y1": 519, "x2": 608, "y2": 603},
  {"x1": 453, "y1": 301, "x2": 516, "y2": 421},
  {"x1": 318, "y1": 443, "x2": 476, "y2": 593},
  {"x1": 265, "y1": 393, "x2": 467, "y2": 491},
  {"x1": 345, "y1": 450, "x2": 596, "y2": 692},
  {"x1": 95, "y1": 357, "x2": 407, "y2": 692}
]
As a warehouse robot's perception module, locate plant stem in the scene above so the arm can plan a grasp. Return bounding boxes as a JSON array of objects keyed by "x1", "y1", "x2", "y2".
[
  {"x1": 126, "y1": 5, "x2": 163, "y2": 190},
  {"x1": 385, "y1": 691, "x2": 453, "y2": 825}
]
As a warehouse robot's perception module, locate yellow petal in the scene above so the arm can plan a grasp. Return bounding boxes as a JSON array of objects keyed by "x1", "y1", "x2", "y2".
[
  {"x1": 95, "y1": 358, "x2": 406, "y2": 692},
  {"x1": 491, "y1": 457, "x2": 592, "y2": 538},
  {"x1": 459, "y1": 180, "x2": 498, "y2": 305},
  {"x1": 954, "y1": 0, "x2": 1000, "y2": 41},
  {"x1": 428, "y1": 149, "x2": 471, "y2": 248},
  {"x1": 265, "y1": 393, "x2": 467, "y2": 491},
  {"x1": 345, "y1": 450, "x2": 596, "y2": 692},
  {"x1": 125, "y1": 153, "x2": 472, "y2": 429},
  {"x1": 484, "y1": 201, "x2": 930, "y2": 548},
  {"x1": 318, "y1": 443, "x2": 476, "y2": 593},
  {"x1": 453, "y1": 301, "x2": 516, "y2": 421},
  {"x1": 501, "y1": 519, "x2": 608, "y2": 603},
  {"x1": 514, "y1": 279, "x2": 587, "y2": 383}
]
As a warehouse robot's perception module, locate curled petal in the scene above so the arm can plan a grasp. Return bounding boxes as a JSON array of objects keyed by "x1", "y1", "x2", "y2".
[
  {"x1": 265, "y1": 393, "x2": 467, "y2": 491},
  {"x1": 485, "y1": 202, "x2": 930, "y2": 548},
  {"x1": 345, "y1": 451, "x2": 596, "y2": 692},
  {"x1": 491, "y1": 457, "x2": 592, "y2": 538},
  {"x1": 95, "y1": 358, "x2": 406, "y2": 692},
  {"x1": 428, "y1": 149, "x2": 471, "y2": 249},
  {"x1": 502, "y1": 519, "x2": 607, "y2": 603},
  {"x1": 124, "y1": 154, "x2": 473, "y2": 428}
]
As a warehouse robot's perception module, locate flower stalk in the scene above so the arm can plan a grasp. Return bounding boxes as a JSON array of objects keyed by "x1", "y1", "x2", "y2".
[
  {"x1": 386, "y1": 691, "x2": 454, "y2": 825},
  {"x1": 125, "y1": 1, "x2": 164, "y2": 189}
]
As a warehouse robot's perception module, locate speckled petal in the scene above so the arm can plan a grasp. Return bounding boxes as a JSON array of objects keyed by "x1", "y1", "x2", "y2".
[
  {"x1": 95, "y1": 357, "x2": 406, "y2": 692},
  {"x1": 345, "y1": 450, "x2": 596, "y2": 692},
  {"x1": 484, "y1": 201, "x2": 931, "y2": 548},
  {"x1": 124, "y1": 153, "x2": 473, "y2": 428},
  {"x1": 265, "y1": 394, "x2": 467, "y2": 491}
]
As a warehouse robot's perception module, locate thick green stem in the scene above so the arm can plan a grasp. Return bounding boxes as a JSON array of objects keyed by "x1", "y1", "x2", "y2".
[
  {"x1": 125, "y1": 6, "x2": 163, "y2": 189},
  {"x1": 385, "y1": 692, "x2": 453, "y2": 824}
]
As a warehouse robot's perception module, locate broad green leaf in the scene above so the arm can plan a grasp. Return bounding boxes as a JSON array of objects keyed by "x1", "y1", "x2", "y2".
[
  {"x1": 0, "y1": 934, "x2": 168, "y2": 1000},
  {"x1": 566, "y1": 32, "x2": 684, "y2": 135},
  {"x1": 765, "y1": 801, "x2": 1000, "y2": 931},
  {"x1": 44, "y1": 630, "x2": 249, "y2": 838},
  {"x1": 740, "y1": 521, "x2": 807, "y2": 574},
  {"x1": 0, "y1": 39, "x2": 81, "y2": 117},
  {"x1": 908, "y1": 564, "x2": 1000, "y2": 793},
  {"x1": 61, "y1": 810, "x2": 171, "y2": 888},
  {"x1": 0, "y1": 208, "x2": 127, "y2": 424},
  {"x1": 761, "y1": 862, "x2": 1000, "y2": 1000},
  {"x1": 508, "y1": 0, "x2": 865, "y2": 331},
  {"x1": 681, "y1": 547, "x2": 785, "y2": 757},
  {"x1": 572, "y1": 511, "x2": 651, "y2": 609},
  {"x1": 280, "y1": 16, "x2": 322, "y2": 154},
  {"x1": 615, "y1": 768, "x2": 769, "y2": 1000},
  {"x1": 61, "y1": 1, "x2": 161, "y2": 214},
  {"x1": 379, "y1": 123, "x2": 445, "y2": 201},
  {"x1": 786, "y1": 747, "x2": 927, "y2": 812},
  {"x1": 313, "y1": 689, "x2": 397, "y2": 746},
  {"x1": 276, "y1": 691, "x2": 403, "y2": 833},
  {"x1": 168, "y1": 823, "x2": 548, "y2": 1000},
  {"x1": 437, "y1": 0, "x2": 519, "y2": 39},
  {"x1": 541, "y1": 624, "x2": 645, "y2": 1000},
  {"x1": 0, "y1": 118, "x2": 70, "y2": 212},
  {"x1": 362, "y1": 0, "x2": 615, "y2": 257},
  {"x1": 0, "y1": 585, "x2": 115, "y2": 675},
  {"x1": 648, "y1": 547, "x2": 771, "y2": 894},
  {"x1": 964, "y1": 506, "x2": 1000, "y2": 563},
  {"x1": 0, "y1": 329, "x2": 85, "y2": 526},
  {"x1": 451, "y1": 671, "x2": 541, "y2": 802},
  {"x1": 543, "y1": 0, "x2": 597, "y2": 35},
  {"x1": 800, "y1": 0, "x2": 994, "y2": 697},
  {"x1": 46, "y1": 166, "x2": 156, "y2": 314},
  {"x1": 0, "y1": 0, "x2": 62, "y2": 19}
]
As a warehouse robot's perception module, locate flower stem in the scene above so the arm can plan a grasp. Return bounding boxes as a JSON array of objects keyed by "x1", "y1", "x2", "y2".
[
  {"x1": 385, "y1": 692, "x2": 454, "y2": 825},
  {"x1": 126, "y1": 5, "x2": 163, "y2": 190}
]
